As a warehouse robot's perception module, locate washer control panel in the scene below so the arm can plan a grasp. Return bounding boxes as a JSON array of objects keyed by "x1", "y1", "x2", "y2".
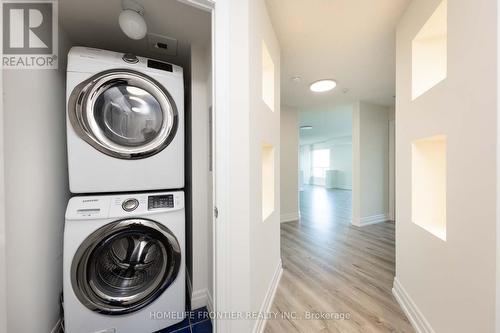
[
  {"x1": 66, "y1": 191, "x2": 184, "y2": 220},
  {"x1": 148, "y1": 194, "x2": 174, "y2": 210},
  {"x1": 122, "y1": 198, "x2": 139, "y2": 212}
]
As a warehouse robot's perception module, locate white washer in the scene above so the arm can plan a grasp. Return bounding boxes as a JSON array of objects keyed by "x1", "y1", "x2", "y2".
[
  {"x1": 66, "y1": 47, "x2": 184, "y2": 193},
  {"x1": 63, "y1": 191, "x2": 185, "y2": 333}
]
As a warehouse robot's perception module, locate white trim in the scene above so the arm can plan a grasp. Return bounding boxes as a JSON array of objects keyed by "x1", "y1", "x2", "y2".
[
  {"x1": 252, "y1": 260, "x2": 283, "y2": 333},
  {"x1": 0, "y1": 39, "x2": 6, "y2": 333},
  {"x1": 280, "y1": 212, "x2": 299, "y2": 223},
  {"x1": 335, "y1": 185, "x2": 352, "y2": 190},
  {"x1": 50, "y1": 319, "x2": 62, "y2": 333},
  {"x1": 213, "y1": 1, "x2": 231, "y2": 333},
  {"x1": 352, "y1": 213, "x2": 389, "y2": 227},
  {"x1": 176, "y1": 0, "x2": 215, "y2": 12},
  {"x1": 191, "y1": 288, "x2": 214, "y2": 313},
  {"x1": 392, "y1": 277, "x2": 435, "y2": 333},
  {"x1": 206, "y1": 288, "x2": 214, "y2": 313}
]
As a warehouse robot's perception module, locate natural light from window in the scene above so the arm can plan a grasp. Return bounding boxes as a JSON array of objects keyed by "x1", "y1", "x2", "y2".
[{"x1": 312, "y1": 149, "x2": 330, "y2": 179}]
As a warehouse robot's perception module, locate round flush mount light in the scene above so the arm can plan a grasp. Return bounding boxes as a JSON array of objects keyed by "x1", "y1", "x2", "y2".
[
  {"x1": 300, "y1": 126, "x2": 313, "y2": 130},
  {"x1": 119, "y1": 0, "x2": 147, "y2": 40},
  {"x1": 310, "y1": 79, "x2": 337, "y2": 93}
]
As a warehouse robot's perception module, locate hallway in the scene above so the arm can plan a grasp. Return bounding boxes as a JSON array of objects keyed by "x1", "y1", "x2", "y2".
[{"x1": 265, "y1": 186, "x2": 413, "y2": 333}]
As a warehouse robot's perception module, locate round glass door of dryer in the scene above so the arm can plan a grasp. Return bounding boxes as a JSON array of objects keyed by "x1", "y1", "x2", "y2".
[
  {"x1": 71, "y1": 219, "x2": 181, "y2": 315},
  {"x1": 68, "y1": 69, "x2": 178, "y2": 159}
]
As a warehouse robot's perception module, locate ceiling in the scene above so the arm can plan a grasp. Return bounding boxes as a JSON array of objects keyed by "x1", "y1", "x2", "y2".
[
  {"x1": 266, "y1": 0, "x2": 411, "y2": 110},
  {"x1": 299, "y1": 105, "x2": 352, "y2": 145},
  {"x1": 60, "y1": 0, "x2": 211, "y2": 64}
]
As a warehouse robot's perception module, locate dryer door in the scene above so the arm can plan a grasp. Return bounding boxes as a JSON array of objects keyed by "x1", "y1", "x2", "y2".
[
  {"x1": 71, "y1": 219, "x2": 181, "y2": 315},
  {"x1": 69, "y1": 69, "x2": 178, "y2": 159}
]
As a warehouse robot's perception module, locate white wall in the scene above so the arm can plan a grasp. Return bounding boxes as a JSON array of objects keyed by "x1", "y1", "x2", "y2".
[
  {"x1": 190, "y1": 43, "x2": 213, "y2": 310},
  {"x1": 329, "y1": 144, "x2": 353, "y2": 190},
  {"x1": 395, "y1": 0, "x2": 497, "y2": 332},
  {"x1": 213, "y1": 1, "x2": 252, "y2": 331},
  {"x1": 248, "y1": 0, "x2": 281, "y2": 328},
  {"x1": 352, "y1": 101, "x2": 390, "y2": 226},
  {"x1": 389, "y1": 107, "x2": 395, "y2": 221},
  {"x1": 280, "y1": 106, "x2": 299, "y2": 222},
  {"x1": 2, "y1": 30, "x2": 70, "y2": 333},
  {"x1": 299, "y1": 145, "x2": 312, "y2": 186}
]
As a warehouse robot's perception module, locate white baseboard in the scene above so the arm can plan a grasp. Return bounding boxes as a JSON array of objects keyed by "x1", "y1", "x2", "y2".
[
  {"x1": 392, "y1": 277, "x2": 435, "y2": 333},
  {"x1": 280, "y1": 212, "x2": 299, "y2": 223},
  {"x1": 191, "y1": 288, "x2": 213, "y2": 311},
  {"x1": 352, "y1": 213, "x2": 389, "y2": 227},
  {"x1": 336, "y1": 185, "x2": 352, "y2": 190},
  {"x1": 50, "y1": 318, "x2": 62, "y2": 333},
  {"x1": 253, "y1": 260, "x2": 283, "y2": 333}
]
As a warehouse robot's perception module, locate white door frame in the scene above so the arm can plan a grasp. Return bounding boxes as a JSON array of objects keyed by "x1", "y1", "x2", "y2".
[
  {"x1": 0, "y1": 53, "x2": 6, "y2": 333},
  {"x1": 177, "y1": 1, "x2": 231, "y2": 333}
]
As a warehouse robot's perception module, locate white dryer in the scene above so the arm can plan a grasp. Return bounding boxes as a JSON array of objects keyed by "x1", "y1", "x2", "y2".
[
  {"x1": 63, "y1": 191, "x2": 185, "y2": 333},
  {"x1": 66, "y1": 47, "x2": 184, "y2": 193}
]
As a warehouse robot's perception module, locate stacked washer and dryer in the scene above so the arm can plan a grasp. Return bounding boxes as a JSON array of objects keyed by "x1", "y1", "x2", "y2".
[{"x1": 63, "y1": 47, "x2": 187, "y2": 333}]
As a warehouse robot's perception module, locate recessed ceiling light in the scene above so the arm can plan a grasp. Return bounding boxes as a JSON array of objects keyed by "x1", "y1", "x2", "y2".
[
  {"x1": 310, "y1": 79, "x2": 337, "y2": 93},
  {"x1": 300, "y1": 126, "x2": 313, "y2": 130},
  {"x1": 291, "y1": 76, "x2": 302, "y2": 83}
]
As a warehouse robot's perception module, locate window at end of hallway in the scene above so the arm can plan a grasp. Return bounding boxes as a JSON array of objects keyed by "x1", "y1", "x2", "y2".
[{"x1": 312, "y1": 149, "x2": 330, "y2": 179}]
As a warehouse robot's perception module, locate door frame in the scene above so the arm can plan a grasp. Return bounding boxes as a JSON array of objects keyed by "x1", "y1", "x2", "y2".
[
  {"x1": 0, "y1": 51, "x2": 6, "y2": 333},
  {"x1": 177, "y1": 1, "x2": 231, "y2": 333}
]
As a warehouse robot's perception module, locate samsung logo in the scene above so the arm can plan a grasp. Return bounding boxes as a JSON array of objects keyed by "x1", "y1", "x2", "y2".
[{"x1": 82, "y1": 199, "x2": 98, "y2": 203}]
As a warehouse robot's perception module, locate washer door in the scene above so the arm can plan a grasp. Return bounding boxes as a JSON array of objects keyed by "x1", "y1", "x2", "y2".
[
  {"x1": 71, "y1": 219, "x2": 181, "y2": 315},
  {"x1": 68, "y1": 69, "x2": 178, "y2": 159}
]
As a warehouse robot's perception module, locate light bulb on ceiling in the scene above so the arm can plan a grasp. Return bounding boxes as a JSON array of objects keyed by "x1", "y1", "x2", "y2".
[
  {"x1": 119, "y1": 0, "x2": 147, "y2": 40},
  {"x1": 310, "y1": 79, "x2": 337, "y2": 93}
]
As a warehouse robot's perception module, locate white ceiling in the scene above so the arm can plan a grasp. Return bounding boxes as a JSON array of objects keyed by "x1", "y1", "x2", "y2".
[
  {"x1": 299, "y1": 105, "x2": 352, "y2": 145},
  {"x1": 266, "y1": 0, "x2": 411, "y2": 109},
  {"x1": 60, "y1": 0, "x2": 211, "y2": 63}
]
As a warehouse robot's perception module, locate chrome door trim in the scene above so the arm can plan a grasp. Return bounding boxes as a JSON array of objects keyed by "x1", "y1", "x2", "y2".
[
  {"x1": 68, "y1": 69, "x2": 179, "y2": 159},
  {"x1": 71, "y1": 219, "x2": 181, "y2": 315}
]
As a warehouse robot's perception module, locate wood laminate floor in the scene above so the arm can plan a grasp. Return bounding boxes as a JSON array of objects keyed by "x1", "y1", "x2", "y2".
[{"x1": 264, "y1": 186, "x2": 414, "y2": 333}]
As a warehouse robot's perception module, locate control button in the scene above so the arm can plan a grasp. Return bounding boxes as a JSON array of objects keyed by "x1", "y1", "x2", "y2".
[
  {"x1": 122, "y1": 53, "x2": 139, "y2": 64},
  {"x1": 122, "y1": 198, "x2": 139, "y2": 212}
]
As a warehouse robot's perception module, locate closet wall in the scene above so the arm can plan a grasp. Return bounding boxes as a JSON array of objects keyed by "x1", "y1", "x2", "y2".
[{"x1": 1, "y1": 1, "x2": 214, "y2": 331}]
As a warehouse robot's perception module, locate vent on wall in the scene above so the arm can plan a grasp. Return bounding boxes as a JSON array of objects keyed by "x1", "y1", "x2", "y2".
[
  {"x1": 262, "y1": 143, "x2": 275, "y2": 221},
  {"x1": 412, "y1": 0, "x2": 447, "y2": 100},
  {"x1": 147, "y1": 33, "x2": 178, "y2": 56},
  {"x1": 411, "y1": 135, "x2": 447, "y2": 241}
]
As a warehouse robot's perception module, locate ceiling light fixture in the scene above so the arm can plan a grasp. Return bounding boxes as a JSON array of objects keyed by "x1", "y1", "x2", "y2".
[
  {"x1": 119, "y1": 0, "x2": 147, "y2": 40},
  {"x1": 310, "y1": 79, "x2": 337, "y2": 93},
  {"x1": 300, "y1": 126, "x2": 313, "y2": 130}
]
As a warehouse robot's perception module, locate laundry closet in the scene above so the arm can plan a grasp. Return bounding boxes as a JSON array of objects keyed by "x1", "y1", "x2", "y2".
[{"x1": 2, "y1": 1, "x2": 214, "y2": 332}]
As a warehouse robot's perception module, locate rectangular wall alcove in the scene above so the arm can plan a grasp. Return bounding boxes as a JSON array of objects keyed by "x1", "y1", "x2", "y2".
[
  {"x1": 262, "y1": 41, "x2": 275, "y2": 111},
  {"x1": 262, "y1": 143, "x2": 275, "y2": 221},
  {"x1": 411, "y1": 135, "x2": 447, "y2": 241},
  {"x1": 412, "y1": 0, "x2": 447, "y2": 100}
]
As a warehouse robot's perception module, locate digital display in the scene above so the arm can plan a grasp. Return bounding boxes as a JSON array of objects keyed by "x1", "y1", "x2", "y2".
[
  {"x1": 148, "y1": 195, "x2": 174, "y2": 210},
  {"x1": 147, "y1": 59, "x2": 173, "y2": 72},
  {"x1": 77, "y1": 209, "x2": 100, "y2": 214}
]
